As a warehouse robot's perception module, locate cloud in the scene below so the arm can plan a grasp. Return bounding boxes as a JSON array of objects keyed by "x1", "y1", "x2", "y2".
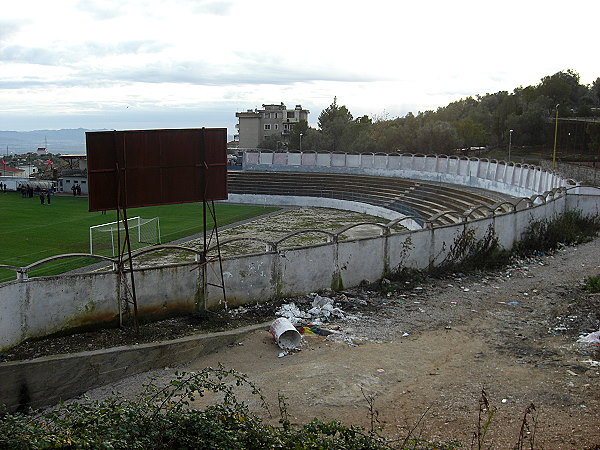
[
  {"x1": 0, "y1": 46, "x2": 60, "y2": 66},
  {"x1": 0, "y1": 19, "x2": 27, "y2": 44},
  {"x1": 101, "y1": 58, "x2": 382, "y2": 87},
  {"x1": 0, "y1": 40, "x2": 168, "y2": 67},
  {"x1": 193, "y1": 1, "x2": 233, "y2": 15},
  {"x1": 77, "y1": 0, "x2": 233, "y2": 20},
  {"x1": 75, "y1": 0, "x2": 129, "y2": 20}
]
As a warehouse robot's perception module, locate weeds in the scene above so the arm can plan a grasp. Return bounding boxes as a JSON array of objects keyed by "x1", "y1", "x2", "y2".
[
  {"x1": 469, "y1": 388, "x2": 538, "y2": 450},
  {"x1": 360, "y1": 387, "x2": 381, "y2": 435},
  {"x1": 381, "y1": 211, "x2": 600, "y2": 293},
  {"x1": 471, "y1": 387, "x2": 496, "y2": 449},
  {"x1": 434, "y1": 225, "x2": 511, "y2": 275},
  {"x1": 514, "y1": 210, "x2": 600, "y2": 256},
  {"x1": 514, "y1": 403, "x2": 538, "y2": 450},
  {"x1": 584, "y1": 275, "x2": 600, "y2": 293}
]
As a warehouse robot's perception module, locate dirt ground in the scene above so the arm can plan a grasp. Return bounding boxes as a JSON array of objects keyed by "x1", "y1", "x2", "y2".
[
  {"x1": 3, "y1": 216, "x2": 600, "y2": 448},
  {"x1": 69, "y1": 238, "x2": 600, "y2": 449}
]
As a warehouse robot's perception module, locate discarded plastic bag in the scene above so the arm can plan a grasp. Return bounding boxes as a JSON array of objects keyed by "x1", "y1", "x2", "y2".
[
  {"x1": 578, "y1": 330, "x2": 600, "y2": 345},
  {"x1": 270, "y1": 317, "x2": 302, "y2": 350}
]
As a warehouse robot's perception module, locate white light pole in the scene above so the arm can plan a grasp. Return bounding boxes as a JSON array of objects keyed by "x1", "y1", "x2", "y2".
[
  {"x1": 508, "y1": 129, "x2": 513, "y2": 162},
  {"x1": 299, "y1": 132, "x2": 303, "y2": 152},
  {"x1": 552, "y1": 104, "x2": 559, "y2": 169}
]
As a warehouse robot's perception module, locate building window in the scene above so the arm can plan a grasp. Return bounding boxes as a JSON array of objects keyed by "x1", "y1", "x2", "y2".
[
  {"x1": 287, "y1": 111, "x2": 295, "y2": 118},
  {"x1": 274, "y1": 124, "x2": 279, "y2": 130},
  {"x1": 264, "y1": 124, "x2": 271, "y2": 130}
]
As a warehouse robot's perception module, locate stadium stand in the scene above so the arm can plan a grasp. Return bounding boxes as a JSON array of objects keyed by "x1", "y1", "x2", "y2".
[{"x1": 227, "y1": 171, "x2": 512, "y2": 226}]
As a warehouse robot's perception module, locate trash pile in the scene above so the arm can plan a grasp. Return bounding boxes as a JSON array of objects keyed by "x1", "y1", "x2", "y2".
[
  {"x1": 270, "y1": 294, "x2": 353, "y2": 354},
  {"x1": 275, "y1": 294, "x2": 347, "y2": 325}
]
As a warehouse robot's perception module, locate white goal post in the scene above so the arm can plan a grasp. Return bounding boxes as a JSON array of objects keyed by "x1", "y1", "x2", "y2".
[{"x1": 89, "y1": 217, "x2": 161, "y2": 256}]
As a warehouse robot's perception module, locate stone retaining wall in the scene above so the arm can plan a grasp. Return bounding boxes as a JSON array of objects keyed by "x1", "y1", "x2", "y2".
[{"x1": 0, "y1": 323, "x2": 267, "y2": 412}]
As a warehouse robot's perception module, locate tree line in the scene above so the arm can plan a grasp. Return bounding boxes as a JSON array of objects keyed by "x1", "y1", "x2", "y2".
[{"x1": 260, "y1": 70, "x2": 600, "y2": 155}]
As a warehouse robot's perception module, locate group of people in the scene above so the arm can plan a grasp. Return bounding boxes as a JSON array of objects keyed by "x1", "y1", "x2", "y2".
[
  {"x1": 18, "y1": 184, "x2": 56, "y2": 205},
  {"x1": 20, "y1": 184, "x2": 37, "y2": 198},
  {"x1": 0, "y1": 182, "x2": 6, "y2": 192},
  {"x1": 39, "y1": 190, "x2": 53, "y2": 205},
  {"x1": 71, "y1": 184, "x2": 82, "y2": 196}
]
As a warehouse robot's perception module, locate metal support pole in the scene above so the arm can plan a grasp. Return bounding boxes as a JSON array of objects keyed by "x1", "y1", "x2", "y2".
[{"x1": 552, "y1": 104, "x2": 559, "y2": 170}]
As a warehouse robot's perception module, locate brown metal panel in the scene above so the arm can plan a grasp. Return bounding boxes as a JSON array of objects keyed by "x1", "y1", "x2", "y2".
[{"x1": 86, "y1": 128, "x2": 228, "y2": 211}]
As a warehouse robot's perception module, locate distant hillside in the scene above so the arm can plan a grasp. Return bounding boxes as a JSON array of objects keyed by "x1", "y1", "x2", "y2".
[
  {"x1": 1, "y1": 128, "x2": 235, "y2": 155},
  {"x1": 0, "y1": 129, "x2": 93, "y2": 155}
]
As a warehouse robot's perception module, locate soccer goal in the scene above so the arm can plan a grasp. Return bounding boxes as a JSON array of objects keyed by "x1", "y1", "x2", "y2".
[{"x1": 89, "y1": 217, "x2": 161, "y2": 256}]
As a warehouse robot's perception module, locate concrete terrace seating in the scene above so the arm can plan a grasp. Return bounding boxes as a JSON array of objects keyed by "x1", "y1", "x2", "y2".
[{"x1": 227, "y1": 171, "x2": 512, "y2": 226}]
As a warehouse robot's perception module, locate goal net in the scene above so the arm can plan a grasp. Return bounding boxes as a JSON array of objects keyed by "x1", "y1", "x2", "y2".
[{"x1": 89, "y1": 217, "x2": 161, "y2": 256}]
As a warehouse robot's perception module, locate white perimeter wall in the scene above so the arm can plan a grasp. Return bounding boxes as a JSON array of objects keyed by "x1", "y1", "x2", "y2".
[
  {"x1": 1, "y1": 153, "x2": 598, "y2": 350},
  {"x1": 243, "y1": 151, "x2": 568, "y2": 197}
]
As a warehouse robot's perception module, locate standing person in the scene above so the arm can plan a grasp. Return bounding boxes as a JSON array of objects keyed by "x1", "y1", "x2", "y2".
[
  {"x1": 76, "y1": 184, "x2": 81, "y2": 196},
  {"x1": 40, "y1": 191, "x2": 45, "y2": 205},
  {"x1": 72, "y1": 184, "x2": 76, "y2": 196},
  {"x1": 46, "y1": 190, "x2": 51, "y2": 205}
]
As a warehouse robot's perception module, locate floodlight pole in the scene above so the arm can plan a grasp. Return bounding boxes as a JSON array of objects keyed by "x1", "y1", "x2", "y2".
[
  {"x1": 552, "y1": 104, "x2": 559, "y2": 170},
  {"x1": 508, "y1": 129, "x2": 513, "y2": 162}
]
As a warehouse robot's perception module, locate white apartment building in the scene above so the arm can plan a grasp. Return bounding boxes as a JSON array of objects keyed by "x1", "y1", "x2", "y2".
[{"x1": 235, "y1": 103, "x2": 309, "y2": 148}]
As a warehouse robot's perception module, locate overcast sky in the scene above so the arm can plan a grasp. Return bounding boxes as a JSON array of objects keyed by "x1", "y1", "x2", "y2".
[{"x1": 1, "y1": 0, "x2": 598, "y2": 134}]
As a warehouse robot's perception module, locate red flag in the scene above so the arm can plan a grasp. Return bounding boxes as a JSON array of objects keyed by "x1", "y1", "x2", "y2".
[
  {"x1": 47, "y1": 159, "x2": 53, "y2": 166},
  {"x1": 1, "y1": 159, "x2": 5, "y2": 165}
]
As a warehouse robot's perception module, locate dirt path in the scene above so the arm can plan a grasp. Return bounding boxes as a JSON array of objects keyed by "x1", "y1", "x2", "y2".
[{"x1": 83, "y1": 237, "x2": 600, "y2": 449}]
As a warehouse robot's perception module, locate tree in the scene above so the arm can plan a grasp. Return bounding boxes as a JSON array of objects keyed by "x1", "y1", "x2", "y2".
[
  {"x1": 416, "y1": 121, "x2": 462, "y2": 154},
  {"x1": 506, "y1": 108, "x2": 548, "y2": 147},
  {"x1": 452, "y1": 119, "x2": 488, "y2": 148},
  {"x1": 586, "y1": 123, "x2": 600, "y2": 153},
  {"x1": 589, "y1": 77, "x2": 600, "y2": 107},
  {"x1": 287, "y1": 119, "x2": 309, "y2": 150},
  {"x1": 318, "y1": 97, "x2": 354, "y2": 151},
  {"x1": 257, "y1": 135, "x2": 281, "y2": 150},
  {"x1": 538, "y1": 69, "x2": 582, "y2": 109}
]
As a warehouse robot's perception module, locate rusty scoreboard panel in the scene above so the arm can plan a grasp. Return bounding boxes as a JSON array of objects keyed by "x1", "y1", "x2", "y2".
[{"x1": 86, "y1": 128, "x2": 228, "y2": 211}]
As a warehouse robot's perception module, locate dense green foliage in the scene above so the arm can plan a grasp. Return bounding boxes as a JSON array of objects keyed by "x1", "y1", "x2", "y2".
[
  {"x1": 0, "y1": 368, "x2": 456, "y2": 449},
  {"x1": 0, "y1": 192, "x2": 277, "y2": 281},
  {"x1": 290, "y1": 70, "x2": 600, "y2": 155}
]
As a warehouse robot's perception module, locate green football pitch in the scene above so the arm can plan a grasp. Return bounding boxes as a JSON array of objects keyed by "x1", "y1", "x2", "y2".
[{"x1": 0, "y1": 192, "x2": 278, "y2": 282}]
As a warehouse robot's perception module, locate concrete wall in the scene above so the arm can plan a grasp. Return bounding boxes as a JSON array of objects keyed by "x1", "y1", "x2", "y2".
[
  {"x1": 0, "y1": 323, "x2": 267, "y2": 412},
  {"x1": 1, "y1": 153, "x2": 598, "y2": 352}
]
